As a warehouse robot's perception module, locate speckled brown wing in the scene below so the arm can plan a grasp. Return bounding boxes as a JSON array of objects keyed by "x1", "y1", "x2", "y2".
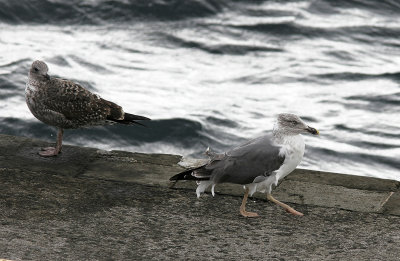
[{"x1": 42, "y1": 78, "x2": 124, "y2": 128}]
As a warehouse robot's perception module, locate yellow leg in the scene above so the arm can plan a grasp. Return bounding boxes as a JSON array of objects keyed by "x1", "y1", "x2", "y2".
[
  {"x1": 267, "y1": 193, "x2": 304, "y2": 216},
  {"x1": 239, "y1": 187, "x2": 259, "y2": 218}
]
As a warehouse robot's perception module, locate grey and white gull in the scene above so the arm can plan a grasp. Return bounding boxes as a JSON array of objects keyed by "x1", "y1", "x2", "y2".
[
  {"x1": 25, "y1": 60, "x2": 150, "y2": 157},
  {"x1": 170, "y1": 113, "x2": 319, "y2": 217}
]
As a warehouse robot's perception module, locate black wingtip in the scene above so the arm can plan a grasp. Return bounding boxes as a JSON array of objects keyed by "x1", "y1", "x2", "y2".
[
  {"x1": 124, "y1": 113, "x2": 151, "y2": 122},
  {"x1": 109, "y1": 112, "x2": 151, "y2": 126},
  {"x1": 169, "y1": 169, "x2": 195, "y2": 181},
  {"x1": 169, "y1": 166, "x2": 211, "y2": 182}
]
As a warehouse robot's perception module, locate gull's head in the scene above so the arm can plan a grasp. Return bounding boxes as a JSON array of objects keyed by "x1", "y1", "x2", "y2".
[
  {"x1": 274, "y1": 113, "x2": 319, "y2": 136},
  {"x1": 29, "y1": 60, "x2": 50, "y2": 81}
]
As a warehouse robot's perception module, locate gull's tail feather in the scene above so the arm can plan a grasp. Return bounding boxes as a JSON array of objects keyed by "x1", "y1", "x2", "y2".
[
  {"x1": 108, "y1": 112, "x2": 151, "y2": 126},
  {"x1": 169, "y1": 166, "x2": 210, "y2": 181},
  {"x1": 170, "y1": 166, "x2": 215, "y2": 198},
  {"x1": 124, "y1": 113, "x2": 151, "y2": 121},
  {"x1": 124, "y1": 112, "x2": 151, "y2": 126}
]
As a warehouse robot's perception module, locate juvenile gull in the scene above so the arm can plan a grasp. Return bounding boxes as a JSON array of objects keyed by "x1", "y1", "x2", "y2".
[
  {"x1": 25, "y1": 60, "x2": 150, "y2": 157},
  {"x1": 170, "y1": 113, "x2": 319, "y2": 217}
]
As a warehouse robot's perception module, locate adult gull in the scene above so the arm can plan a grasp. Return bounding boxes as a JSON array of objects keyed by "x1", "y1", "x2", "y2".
[
  {"x1": 170, "y1": 113, "x2": 319, "y2": 217},
  {"x1": 25, "y1": 60, "x2": 150, "y2": 157}
]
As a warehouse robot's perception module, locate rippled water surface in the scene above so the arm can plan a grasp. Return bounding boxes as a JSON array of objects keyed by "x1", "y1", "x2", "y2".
[{"x1": 0, "y1": 0, "x2": 399, "y2": 180}]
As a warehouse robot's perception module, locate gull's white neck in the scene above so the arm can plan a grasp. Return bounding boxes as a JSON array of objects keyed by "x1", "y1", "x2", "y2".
[
  {"x1": 276, "y1": 133, "x2": 305, "y2": 180},
  {"x1": 246, "y1": 120, "x2": 307, "y2": 196}
]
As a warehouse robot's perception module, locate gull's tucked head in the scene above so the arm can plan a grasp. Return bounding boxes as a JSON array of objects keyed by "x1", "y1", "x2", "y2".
[
  {"x1": 274, "y1": 113, "x2": 319, "y2": 136},
  {"x1": 29, "y1": 60, "x2": 50, "y2": 81}
]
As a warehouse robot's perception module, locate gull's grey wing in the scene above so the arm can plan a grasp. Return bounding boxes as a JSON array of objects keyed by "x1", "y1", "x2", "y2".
[{"x1": 205, "y1": 135, "x2": 285, "y2": 185}]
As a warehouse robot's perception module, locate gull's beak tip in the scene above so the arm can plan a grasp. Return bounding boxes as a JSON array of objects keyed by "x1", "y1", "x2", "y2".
[{"x1": 307, "y1": 126, "x2": 319, "y2": 135}]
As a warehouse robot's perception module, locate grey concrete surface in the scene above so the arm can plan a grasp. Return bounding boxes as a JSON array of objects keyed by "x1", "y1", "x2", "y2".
[{"x1": 0, "y1": 134, "x2": 399, "y2": 260}]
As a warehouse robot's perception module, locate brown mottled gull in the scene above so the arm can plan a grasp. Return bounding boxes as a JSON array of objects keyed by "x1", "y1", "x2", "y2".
[
  {"x1": 25, "y1": 60, "x2": 150, "y2": 157},
  {"x1": 170, "y1": 113, "x2": 319, "y2": 217}
]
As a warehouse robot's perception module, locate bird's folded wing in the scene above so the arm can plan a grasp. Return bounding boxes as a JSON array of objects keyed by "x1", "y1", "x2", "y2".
[
  {"x1": 205, "y1": 135, "x2": 285, "y2": 184},
  {"x1": 42, "y1": 79, "x2": 122, "y2": 123}
]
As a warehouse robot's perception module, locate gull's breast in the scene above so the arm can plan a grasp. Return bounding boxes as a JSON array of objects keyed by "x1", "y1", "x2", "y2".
[{"x1": 275, "y1": 135, "x2": 305, "y2": 181}]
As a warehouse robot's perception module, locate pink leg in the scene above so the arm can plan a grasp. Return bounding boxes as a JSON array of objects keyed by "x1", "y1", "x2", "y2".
[
  {"x1": 39, "y1": 128, "x2": 63, "y2": 157},
  {"x1": 267, "y1": 193, "x2": 304, "y2": 216},
  {"x1": 239, "y1": 187, "x2": 259, "y2": 218}
]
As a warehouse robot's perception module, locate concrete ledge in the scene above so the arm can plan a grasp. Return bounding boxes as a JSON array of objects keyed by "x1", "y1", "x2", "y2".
[
  {"x1": 0, "y1": 133, "x2": 399, "y2": 215},
  {"x1": 1, "y1": 134, "x2": 400, "y2": 260},
  {"x1": 172, "y1": 169, "x2": 399, "y2": 214}
]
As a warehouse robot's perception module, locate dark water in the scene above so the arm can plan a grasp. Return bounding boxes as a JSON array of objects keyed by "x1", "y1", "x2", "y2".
[{"x1": 0, "y1": 0, "x2": 399, "y2": 180}]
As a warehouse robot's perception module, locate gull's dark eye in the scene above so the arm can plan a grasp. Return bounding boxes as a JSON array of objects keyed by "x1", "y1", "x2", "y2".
[{"x1": 34, "y1": 67, "x2": 39, "y2": 72}]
